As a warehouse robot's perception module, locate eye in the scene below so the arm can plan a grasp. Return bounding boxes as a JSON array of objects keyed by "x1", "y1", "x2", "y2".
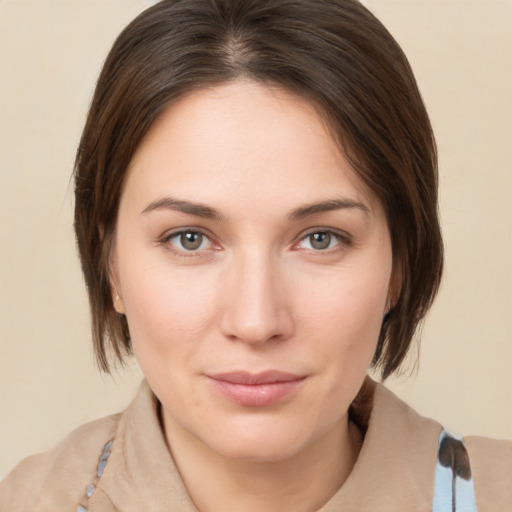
[
  {"x1": 166, "y1": 230, "x2": 213, "y2": 252},
  {"x1": 296, "y1": 230, "x2": 347, "y2": 251}
]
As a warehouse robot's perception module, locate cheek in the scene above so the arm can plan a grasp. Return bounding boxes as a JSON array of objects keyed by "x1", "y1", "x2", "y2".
[
  {"x1": 293, "y1": 261, "x2": 391, "y2": 370},
  {"x1": 298, "y1": 269, "x2": 389, "y2": 336},
  {"x1": 117, "y1": 254, "x2": 220, "y2": 360}
]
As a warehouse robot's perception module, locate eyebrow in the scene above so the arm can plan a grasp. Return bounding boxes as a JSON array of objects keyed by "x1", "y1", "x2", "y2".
[
  {"x1": 289, "y1": 198, "x2": 370, "y2": 220},
  {"x1": 141, "y1": 197, "x2": 225, "y2": 220},
  {"x1": 141, "y1": 196, "x2": 369, "y2": 221}
]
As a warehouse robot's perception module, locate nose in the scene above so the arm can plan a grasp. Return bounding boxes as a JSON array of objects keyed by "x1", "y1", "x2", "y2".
[{"x1": 219, "y1": 251, "x2": 294, "y2": 346}]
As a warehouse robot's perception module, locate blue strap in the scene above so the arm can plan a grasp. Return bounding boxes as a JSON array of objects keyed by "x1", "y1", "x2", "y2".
[
  {"x1": 75, "y1": 439, "x2": 114, "y2": 512},
  {"x1": 432, "y1": 429, "x2": 478, "y2": 512}
]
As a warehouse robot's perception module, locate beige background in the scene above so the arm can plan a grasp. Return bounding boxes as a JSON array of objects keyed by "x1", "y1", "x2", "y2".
[{"x1": 0, "y1": 0, "x2": 510, "y2": 479}]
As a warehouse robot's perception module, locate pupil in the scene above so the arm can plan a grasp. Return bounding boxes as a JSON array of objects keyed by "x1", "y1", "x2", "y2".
[
  {"x1": 311, "y1": 232, "x2": 331, "y2": 250},
  {"x1": 181, "y1": 232, "x2": 202, "y2": 250}
]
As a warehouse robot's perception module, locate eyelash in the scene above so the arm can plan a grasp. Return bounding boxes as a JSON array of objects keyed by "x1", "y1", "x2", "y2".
[
  {"x1": 159, "y1": 228, "x2": 352, "y2": 257},
  {"x1": 159, "y1": 228, "x2": 219, "y2": 257},
  {"x1": 293, "y1": 229, "x2": 352, "y2": 253}
]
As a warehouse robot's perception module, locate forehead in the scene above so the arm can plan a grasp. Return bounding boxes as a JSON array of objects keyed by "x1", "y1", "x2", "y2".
[{"x1": 123, "y1": 81, "x2": 380, "y2": 216}]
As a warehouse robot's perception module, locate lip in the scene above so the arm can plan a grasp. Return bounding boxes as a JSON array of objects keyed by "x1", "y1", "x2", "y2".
[{"x1": 207, "y1": 371, "x2": 306, "y2": 407}]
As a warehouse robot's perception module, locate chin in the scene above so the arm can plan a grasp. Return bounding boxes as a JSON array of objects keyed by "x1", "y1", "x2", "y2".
[
  {"x1": 202, "y1": 419, "x2": 313, "y2": 463},
  {"x1": 213, "y1": 437, "x2": 305, "y2": 463}
]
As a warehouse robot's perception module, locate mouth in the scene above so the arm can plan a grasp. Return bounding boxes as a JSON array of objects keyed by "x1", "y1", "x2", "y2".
[{"x1": 207, "y1": 370, "x2": 306, "y2": 407}]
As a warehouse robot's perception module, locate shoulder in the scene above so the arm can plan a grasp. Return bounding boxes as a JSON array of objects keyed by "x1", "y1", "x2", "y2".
[
  {"x1": 364, "y1": 380, "x2": 511, "y2": 511},
  {"x1": 0, "y1": 412, "x2": 121, "y2": 512},
  {"x1": 464, "y1": 435, "x2": 512, "y2": 511}
]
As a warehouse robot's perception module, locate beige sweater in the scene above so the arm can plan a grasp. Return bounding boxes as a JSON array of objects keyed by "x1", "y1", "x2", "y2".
[{"x1": 1, "y1": 378, "x2": 510, "y2": 511}]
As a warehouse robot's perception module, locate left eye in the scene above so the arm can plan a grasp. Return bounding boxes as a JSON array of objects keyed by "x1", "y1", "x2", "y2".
[
  {"x1": 297, "y1": 231, "x2": 343, "y2": 251},
  {"x1": 167, "y1": 231, "x2": 212, "y2": 251}
]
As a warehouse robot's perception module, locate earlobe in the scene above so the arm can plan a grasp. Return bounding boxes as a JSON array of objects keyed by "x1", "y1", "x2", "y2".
[
  {"x1": 112, "y1": 290, "x2": 126, "y2": 315},
  {"x1": 110, "y1": 270, "x2": 126, "y2": 314},
  {"x1": 108, "y1": 244, "x2": 126, "y2": 315}
]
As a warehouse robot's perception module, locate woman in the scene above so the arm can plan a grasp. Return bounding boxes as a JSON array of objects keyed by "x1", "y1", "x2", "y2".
[{"x1": 1, "y1": 0, "x2": 510, "y2": 510}]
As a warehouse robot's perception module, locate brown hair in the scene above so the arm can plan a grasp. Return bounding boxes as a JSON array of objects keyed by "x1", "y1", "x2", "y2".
[{"x1": 74, "y1": 0, "x2": 443, "y2": 378}]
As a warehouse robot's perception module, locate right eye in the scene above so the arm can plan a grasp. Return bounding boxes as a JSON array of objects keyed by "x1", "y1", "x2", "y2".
[{"x1": 165, "y1": 230, "x2": 213, "y2": 252}]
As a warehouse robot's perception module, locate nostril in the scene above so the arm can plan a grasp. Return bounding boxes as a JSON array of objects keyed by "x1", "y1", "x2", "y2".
[{"x1": 221, "y1": 307, "x2": 294, "y2": 346}]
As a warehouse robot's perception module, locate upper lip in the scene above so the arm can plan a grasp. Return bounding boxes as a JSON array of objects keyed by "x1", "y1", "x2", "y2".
[{"x1": 208, "y1": 370, "x2": 305, "y2": 385}]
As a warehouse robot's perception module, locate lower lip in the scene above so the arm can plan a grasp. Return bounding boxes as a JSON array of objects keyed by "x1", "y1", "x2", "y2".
[{"x1": 208, "y1": 378, "x2": 305, "y2": 407}]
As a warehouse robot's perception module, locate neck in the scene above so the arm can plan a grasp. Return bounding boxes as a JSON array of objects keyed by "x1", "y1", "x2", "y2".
[{"x1": 163, "y1": 412, "x2": 362, "y2": 512}]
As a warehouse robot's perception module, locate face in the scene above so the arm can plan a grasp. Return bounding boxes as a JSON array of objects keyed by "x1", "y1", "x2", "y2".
[{"x1": 112, "y1": 81, "x2": 393, "y2": 462}]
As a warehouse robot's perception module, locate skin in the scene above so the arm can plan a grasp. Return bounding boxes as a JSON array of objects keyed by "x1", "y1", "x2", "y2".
[{"x1": 111, "y1": 81, "x2": 394, "y2": 511}]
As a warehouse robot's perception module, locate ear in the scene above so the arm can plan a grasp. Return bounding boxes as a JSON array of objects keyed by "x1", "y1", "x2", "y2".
[
  {"x1": 107, "y1": 236, "x2": 126, "y2": 315},
  {"x1": 111, "y1": 287, "x2": 126, "y2": 315}
]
